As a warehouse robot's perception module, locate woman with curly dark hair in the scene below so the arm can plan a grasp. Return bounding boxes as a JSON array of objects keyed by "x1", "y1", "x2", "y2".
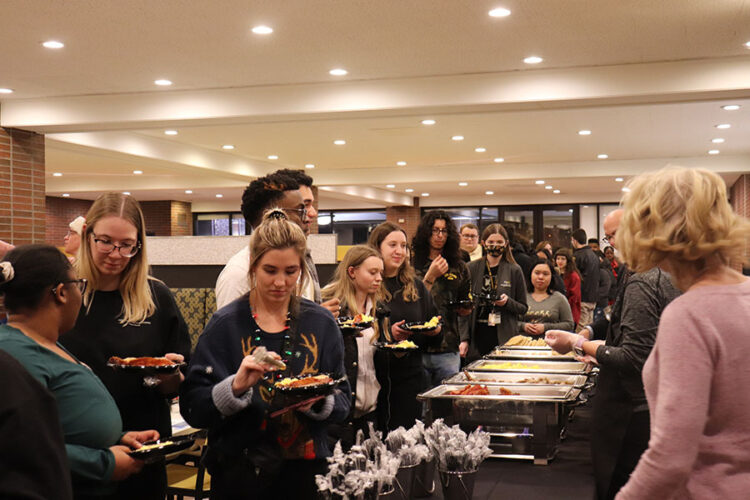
[{"x1": 412, "y1": 211, "x2": 471, "y2": 382}]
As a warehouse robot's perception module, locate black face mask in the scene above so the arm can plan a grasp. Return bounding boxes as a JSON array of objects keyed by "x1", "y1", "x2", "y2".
[{"x1": 485, "y1": 245, "x2": 505, "y2": 257}]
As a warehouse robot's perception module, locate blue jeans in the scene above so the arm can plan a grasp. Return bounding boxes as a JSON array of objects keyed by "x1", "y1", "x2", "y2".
[{"x1": 422, "y1": 352, "x2": 461, "y2": 387}]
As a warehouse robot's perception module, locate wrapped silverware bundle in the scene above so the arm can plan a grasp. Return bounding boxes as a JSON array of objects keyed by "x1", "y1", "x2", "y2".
[
  {"x1": 385, "y1": 425, "x2": 431, "y2": 466},
  {"x1": 423, "y1": 419, "x2": 493, "y2": 473}
]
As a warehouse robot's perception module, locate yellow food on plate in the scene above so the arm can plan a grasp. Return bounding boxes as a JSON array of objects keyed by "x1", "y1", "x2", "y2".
[
  {"x1": 384, "y1": 340, "x2": 418, "y2": 349},
  {"x1": 503, "y1": 335, "x2": 547, "y2": 347},
  {"x1": 478, "y1": 362, "x2": 542, "y2": 370},
  {"x1": 410, "y1": 316, "x2": 440, "y2": 329}
]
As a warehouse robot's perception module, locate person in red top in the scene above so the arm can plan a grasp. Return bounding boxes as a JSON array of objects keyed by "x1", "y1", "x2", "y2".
[
  {"x1": 555, "y1": 248, "x2": 581, "y2": 326},
  {"x1": 603, "y1": 246, "x2": 620, "y2": 279}
]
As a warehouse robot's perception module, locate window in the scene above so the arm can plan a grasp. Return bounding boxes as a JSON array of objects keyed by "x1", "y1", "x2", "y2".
[
  {"x1": 423, "y1": 207, "x2": 480, "y2": 231},
  {"x1": 194, "y1": 213, "x2": 245, "y2": 236},
  {"x1": 316, "y1": 210, "x2": 386, "y2": 245},
  {"x1": 542, "y1": 208, "x2": 574, "y2": 250},
  {"x1": 503, "y1": 209, "x2": 534, "y2": 246}
]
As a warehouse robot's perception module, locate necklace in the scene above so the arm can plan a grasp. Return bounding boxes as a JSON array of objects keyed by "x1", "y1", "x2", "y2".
[{"x1": 248, "y1": 295, "x2": 297, "y2": 383}]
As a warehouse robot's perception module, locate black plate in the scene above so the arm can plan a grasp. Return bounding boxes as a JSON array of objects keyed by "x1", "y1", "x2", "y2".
[
  {"x1": 107, "y1": 361, "x2": 186, "y2": 374},
  {"x1": 128, "y1": 435, "x2": 195, "y2": 460},
  {"x1": 273, "y1": 374, "x2": 344, "y2": 396},
  {"x1": 375, "y1": 341, "x2": 420, "y2": 352},
  {"x1": 401, "y1": 321, "x2": 441, "y2": 333},
  {"x1": 447, "y1": 299, "x2": 474, "y2": 308},
  {"x1": 336, "y1": 317, "x2": 374, "y2": 336}
]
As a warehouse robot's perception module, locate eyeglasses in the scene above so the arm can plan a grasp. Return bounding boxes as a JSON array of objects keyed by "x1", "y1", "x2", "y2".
[
  {"x1": 55, "y1": 278, "x2": 88, "y2": 294},
  {"x1": 461, "y1": 234, "x2": 478, "y2": 240},
  {"x1": 283, "y1": 207, "x2": 308, "y2": 221},
  {"x1": 602, "y1": 231, "x2": 616, "y2": 244},
  {"x1": 431, "y1": 228, "x2": 449, "y2": 236},
  {"x1": 92, "y1": 234, "x2": 141, "y2": 257}
]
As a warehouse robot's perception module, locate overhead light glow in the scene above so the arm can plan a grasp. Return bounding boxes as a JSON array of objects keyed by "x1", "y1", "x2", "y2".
[
  {"x1": 745, "y1": 41, "x2": 750, "y2": 48},
  {"x1": 185, "y1": 190, "x2": 193, "y2": 194},
  {"x1": 216, "y1": 194, "x2": 223, "y2": 198},
  {"x1": 164, "y1": 130, "x2": 178, "y2": 135},
  {"x1": 493, "y1": 157, "x2": 504, "y2": 163},
  {"x1": 722, "y1": 104, "x2": 741, "y2": 111},
  {"x1": 251, "y1": 25, "x2": 273, "y2": 35},
  {"x1": 305, "y1": 163, "x2": 315, "y2": 169},
  {"x1": 545, "y1": 185, "x2": 553, "y2": 190},
  {"x1": 267, "y1": 155, "x2": 278, "y2": 160},
  {"x1": 421, "y1": 119, "x2": 436, "y2": 125},
  {"x1": 716, "y1": 124, "x2": 731, "y2": 129},
  {"x1": 535, "y1": 180, "x2": 545, "y2": 185},
  {"x1": 578, "y1": 130, "x2": 592, "y2": 136},
  {"x1": 553, "y1": 189, "x2": 561, "y2": 194},
  {"x1": 488, "y1": 7, "x2": 511, "y2": 17},
  {"x1": 222, "y1": 144, "x2": 235, "y2": 150},
  {"x1": 386, "y1": 184, "x2": 396, "y2": 188},
  {"x1": 154, "y1": 79, "x2": 172, "y2": 86},
  {"x1": 621, "y1": 187, "x2": 631, "y2": 193},
  {"x1": 42, "y1": 40, "x2": 64, "y2": 49},
  {"x1": 329, "y1": 68, "x2": 348, "y2": 76},
  {"x1": 524, "y1": 56, "x2": 543, "y2": 64},
  {"x1": 485, "y1": 191, "x2": 494, "y2": 195},
  {"x1": 708, "y1": 149, "x2": 720, "y2": 155},
  {"x1": 123, "y1": 191, "x2": 131, "y2": 195},
  {"x1": 0, "y1": 88, "x2": 14, "y2": 94},
  {"x1": 421, "y1": 193, "x2": 430, "y2": 197},
  {"x1": 615, "y1": 177, "x2": 624, "y2": 182},
  {"x1": 53, "y1": 172, "x2": 62, "y2": 177},
  {"x1": 405, "y1": 188, "x2": 414, "y2": 193},
  {"x1": 334, "y1": 139, "x2": 346, "y2": 145},
  {"x1": 712, "y1": 138, "x2": 725, "y2": 143},
  {"x1": 597, "y1": 154, "x2": 608, "y2": 159},
  {"x1": 451, "y1": 135, "x2": 464, "y2": 141},
  {"x1": 458, "y1": 182, "x2": 468, "y2": 187},
  {"x1": 396, "y1": 161, "x2": 407, "y2": 166},
  {"x1": 474, "y1": 147, "x2": 486, "y2": 153},
  {"x1": 133, "y1": 170, "x2": 143, "y2": 175},
  {"x1": 62, "y1": 193, "x2": 70, "y2": 197}
]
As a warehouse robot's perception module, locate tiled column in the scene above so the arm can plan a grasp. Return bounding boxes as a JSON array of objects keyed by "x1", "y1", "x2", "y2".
[
  {"x1": 731, "y1": 174, "x2": 749, "y2": 219},
  {"x1": 0, "y1": 128, "x2": 46, "y2": 245},
  {"x1": 385, "y1": 197, "x2": 421, "y2": 241}
]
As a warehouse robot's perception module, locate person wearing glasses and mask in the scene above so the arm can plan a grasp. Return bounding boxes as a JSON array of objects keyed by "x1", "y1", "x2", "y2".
[
  {"x1": 467, "y1": 224, "x2": 528, "y2": 357},
  {"x1": 0, "y1": 245, "x2": 159, "y2": 498},
  {"x1": 61, "y1": 193, "x2": 190, "y2": 500}
]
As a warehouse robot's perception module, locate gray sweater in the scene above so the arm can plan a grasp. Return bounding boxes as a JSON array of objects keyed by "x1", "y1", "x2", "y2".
[{"x1": 519, "y1": 291, "x2": 575, "y2": 333}]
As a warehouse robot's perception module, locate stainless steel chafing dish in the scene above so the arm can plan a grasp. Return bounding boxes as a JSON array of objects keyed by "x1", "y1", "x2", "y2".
[
  {"x1": 466, "y1": 359, "x2": 592, "y2": 375},
  {"x1": 444, "y1": 371, "x2": 590, "y2": 388},
  {"x1": 488, "y1": 348, "x2": 578, "y2": 361},
  {"x1": 419, "y1": 383, "x2": 585, "y2": 465}
]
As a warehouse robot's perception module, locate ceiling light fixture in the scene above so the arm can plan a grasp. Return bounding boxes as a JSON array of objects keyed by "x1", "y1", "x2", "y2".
[
  {"x1": 405, "y1": 188, "x2": 414, "y2": 193},
  {"x1": 493, "y1": 157, "x2": 504, "y2": 163},
  {"x1": 305, "y1": 163, "x2": 315, "y2": 169},
  {"x1": 708, "y1": 149, "x2": 720, "y2": 155},
  {"x1": 334, "y1": 139, "x2": 346, "y2": 145},
  {"x1": 722, "y1": 104, "x2": 741, "y2": 111},
  {"x1": 62, "y1": 193, "x2": 70, "y2": 197},
  {"x1": 329, "y1": 68, "x2": 348, "y2": 76},
  {"x1": 185, "y1": 190, "x2": 193, "y2": 194},
  {"x1": 578, "y1": 129, "x2": 592, "y2": 136},
  {"x1": 524, "y1": 56, "x2": 543, "y2": 64},
  {"x1": 535, "y1": 180, "x2": 545, "y2": 185},
  {"x1": 122, "y1": 191, "x2": 131, "y2": 195},
  {"x1": 451, "y1": 135, "x2": 464, "y2": 141},
  {"x1": 621, "y1": 187, "x2": 631, "y2": 193},
  {"x1": 251, "y1": 25, "x2": 273, "y2": 35},
  {"x1": 42, "y1": 40, "x2": 64, "y2": 49},
  {"x1": 615, "y1": 177, "x2": 624, "y2": 182},
  {"x1": 216, "y1": 194, "x2": 223, "y2": 198},
  {"x1": 553, "y1": 189, "x2": 561, "y2": 194},
  {"x1": 485, "y1": 190, "x2": 494, "y2": 195},
  {"x1": 458, "y1": 182, "x2": 468, "y2": 187},
  {"x1": 712, "y1": 138, "x2": 725, "y2": 144},
  {"x1": 396, "y1": 161, "x2": 407, "y2": 166},
  {"x1": 421, "y1": 192, "x2": 430, "y2": 197},
  {"x1": 222, "y1": 144, "x2": 235, "y2": 150},
  {"x1": 154, "y1": 79, "x2": 172, "y2": 86},
  {"x1": 474, "y1": 147, "x2": 486, "y2": 153},
  {"x1": 0, "y1": 88, "x2": 14, "y2": 94},
  {"x1": 545, "y1": 185, "x2": 553, "y2": 190},
  {"x1": 745, "y1": 41, "x2": 750, "y2": 48},
  {"x1": 386, "y1": 184, "x2": 396, "y2": 188},
  {"x1": 597, "y1": 154, "x2": 609, "y2": 159},
  {"x1": 53, "y1": 172, "x2": 62, "y2": 177},
  {"x1": 488, "y1": 7, "x2": 511, "y2": 17},
  {"x1": 716, "y1": 124, "x2": 731, "y2": 129},
  {"x1": 133, "y1": 170, "x2": 143, "y2": 175},
  {"x1": 164, "y1": 130, "x2": 178, "y2": 135},
  {"x1": 421, "y1": 119, "x2": 436, "y2": 125},
  {"x1": 267, "y1": 155, "x2": 278, "y2": 160}
]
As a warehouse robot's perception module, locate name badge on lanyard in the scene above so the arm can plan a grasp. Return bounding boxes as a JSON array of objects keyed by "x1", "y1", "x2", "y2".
[{"x1": 488, "y1": 312, "x2": 501, "y2": 326}]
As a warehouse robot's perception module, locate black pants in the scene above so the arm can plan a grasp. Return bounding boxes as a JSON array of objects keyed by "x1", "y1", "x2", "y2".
[{"x1": 210, "y1": 457, "x2": 328, "y2": 500}]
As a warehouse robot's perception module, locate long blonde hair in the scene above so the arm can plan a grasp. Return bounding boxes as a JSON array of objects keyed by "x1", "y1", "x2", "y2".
[
  {"x1": 367, "y1": 222, "x2": 419, "y2": 303},
  {"x1": 248, "y1": 208, "x2": 308, "y2": 295},
  {"x1": 77, "y1": 193, "x2": 155, "y2": 325},
  {"x1": 618, "y1": 166, "x2": 750, "y2": 287}
]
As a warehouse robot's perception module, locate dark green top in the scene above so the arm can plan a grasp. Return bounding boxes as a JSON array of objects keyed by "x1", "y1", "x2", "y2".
[{"x1": 0, "y1": 325, "x2": 123, "y2": 496}]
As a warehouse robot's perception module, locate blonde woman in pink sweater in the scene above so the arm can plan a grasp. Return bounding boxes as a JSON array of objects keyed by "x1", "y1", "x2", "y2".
[{"x1": 614, "y1": 167, "x2": 750, "y2": 500}]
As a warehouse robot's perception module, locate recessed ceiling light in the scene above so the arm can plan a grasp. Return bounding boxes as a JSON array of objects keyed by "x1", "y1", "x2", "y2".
[
  {"x1": 458, "y1": 182, "x2": 468, "y2": 187},
  {"x1": 421, "y1": 119, "x2": 436, "y2": 125},
  {"x1": 488, "y1": 7, "x2": 511, "y2": 17},
  {"x1": 621, "y1": 187, "x2": 631, "y2": 193},
  {"x1": 597, "y1": 154, "x2": 609, "y2": 159},
  {"x1": 535, "y1": 180, "x2": 545, "y2": 185},
  {"x1": 154, "y1": 79, "x2": 172, "y2": 86},
  {"x1": 716, "y1": 124, "x2": 731, "y2": 129},
  {"x1": 451, "y1": 135, "x2": 464, "y2": 141},
  {"x1": 216, "y1": 194, "x2": 223, "y2": 198},
  {"x1": 62, "y1": 193, "x2": 70, "y2": 197},
  {"x1": 42, "y1": 40, "x2": 64, "y2": 49},
  {"x1": 0, "y1": 88, "x2": 14, "y2": 94},
  {"x1": 222, "y1": 144, "x2": 235, "y2": 150},
  {"x1": 545, "y1": 185, "x2": 553, "y2": 190},
  {"x1": 474, "y1": 147, "x2": 486, "y2": 153},
  {"x1": 53, "y1": 172, "x2": 62, "y2": 177},
  {"x1": 578, "y1": 130, "x2": 592, "y2": 136},
  {"x1": 524, "y1": 56, "x2": 543, "y2": 64},
  {"x1": 251, "y1": 25, "x2": 273, "y2": 35},
  {"x1": 305, "y1": 163, "x2": 315, "y2": 169},
  {"x1": 712, "y1": 138, "x2": 725, "y2": 144},
  {"x1": 123, "y1": 191, "x2": 131, "y2": 195},
  {"x1": 185, "y1": 190, "x2": 193, "y2": 194},
  {"x1": 745, "y1": 41, "x2": 750, "y2": 48},
  {"x1": 267, "y1": 155, "x2": 279, "y2": 160},
  {"x1": 553, "y1": 189, "x2": 561, "y2": 194},
  {"x1": 329, "y1": 68, "x2": 348, "y2": 76},
  {"x1": 708, "y1": 149, "x2": 720, "y2": 155},
  {"x1": 133, "y1": 170, "x2": 143, "y2": 175},
  {"x1": 615, "y1": 177, "x2": 624, "y2": 182},
  {"x1": 396, "y1": 161, "x2": 407, "y2": 166},
  {"x1": 334, "y1": 139, "x2": 346, "y2": 145},
  {"x1": 493, "y1": 157, "x2": 504, "y2": 163},
  {"x1": 722, "y1": 104, "x2": 741, "y2": 111},
  {"x1": 164, "y1": 130, "x2": 178, "y2": 135},
  {"x1": 421, "y1": 192, "x2": 430, "y2": 197},
  {"x1": 386, "y1": 184, "x2": 396, "y2": 188},
  {"x1": 405, "y1": 188, "x2": 414, "y2": 193},
  {"x1": 485, "y1": 190, "x2": 494, "y2": 195}
]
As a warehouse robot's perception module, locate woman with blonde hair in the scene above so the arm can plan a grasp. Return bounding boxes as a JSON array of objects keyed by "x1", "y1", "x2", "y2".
[
  {"x1": 322, "y1": 245, "x2": 385, "y2": 448},
  {"x1": 181, "y1": 209, "x2": 350, "y2": 499},
  {"x1": 613, "y1": 167, "x2": 750, "y2": 499},
  {"x1": 367, "y1": 222, "x2": 440, "y2": 431},
  {"x1": 61, "y1": 193, "x2": 190, "y2": 500}
]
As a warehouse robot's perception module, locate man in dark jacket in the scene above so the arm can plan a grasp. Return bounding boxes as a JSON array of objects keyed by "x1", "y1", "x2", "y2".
[{"x1": 571, "y1": 228, "x2": 599, "y2": 328}]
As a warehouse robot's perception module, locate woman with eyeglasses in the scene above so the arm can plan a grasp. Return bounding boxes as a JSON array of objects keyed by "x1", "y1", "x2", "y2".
[
  {"x1": 61, "y1": 193, "x2": 191, "y2": 500},
  {"x1": 0, "y1": 244, "x2": 159, "y2": 498}
]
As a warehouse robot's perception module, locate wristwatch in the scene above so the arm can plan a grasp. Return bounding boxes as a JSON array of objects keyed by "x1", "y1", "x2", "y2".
[{"x1": 572, "y1": 335, "x2": 586, "y2": 356}]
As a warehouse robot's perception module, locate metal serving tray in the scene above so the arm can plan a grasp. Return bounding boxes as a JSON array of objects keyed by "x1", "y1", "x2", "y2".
[
  {"x1": 466, "y1": 359, "x2": 591, "y2": 375},
  {"x1": 488, "y1": 348, "x2": 577, "y2": 361},
  {"x1": 418, "y1": 383, "x2": 580, "y2": 402},
  {"x1": 444, "y1": 371, "x2": 589, "y2": 388}
]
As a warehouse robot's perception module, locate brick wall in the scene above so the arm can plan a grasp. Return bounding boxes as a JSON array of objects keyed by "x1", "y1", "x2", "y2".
[
  {"x1": 170, "y1": 201, "x2": 193, "y2": 236},
  {"x1": 385, "y1": 197, "x2": 420, "y2": 241},
  {"x1": 140, "y1": 201, "x2": 172, "y2": 236},
  {"x1": 0, "y1": 128, "x2": 46, "y2": 245},
  {"x1": 731, "y1": 174, "x2": 749, "y2": 219},
  {"x1": 309, "y1": 186, "x2": 319, "y2": 235},
  {"x1": 45, "y1": 196, "x2": 93, "y2": 244}
]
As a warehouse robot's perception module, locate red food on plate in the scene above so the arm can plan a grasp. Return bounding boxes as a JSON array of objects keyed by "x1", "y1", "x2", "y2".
[{"x1": 108, "y1": 356, "x2": 176, "y2": 367}]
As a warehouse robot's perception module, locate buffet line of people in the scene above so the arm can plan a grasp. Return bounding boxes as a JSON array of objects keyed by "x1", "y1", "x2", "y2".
[{"x1": 0, "y1": 166, "x2": 749, "y2": 500}]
